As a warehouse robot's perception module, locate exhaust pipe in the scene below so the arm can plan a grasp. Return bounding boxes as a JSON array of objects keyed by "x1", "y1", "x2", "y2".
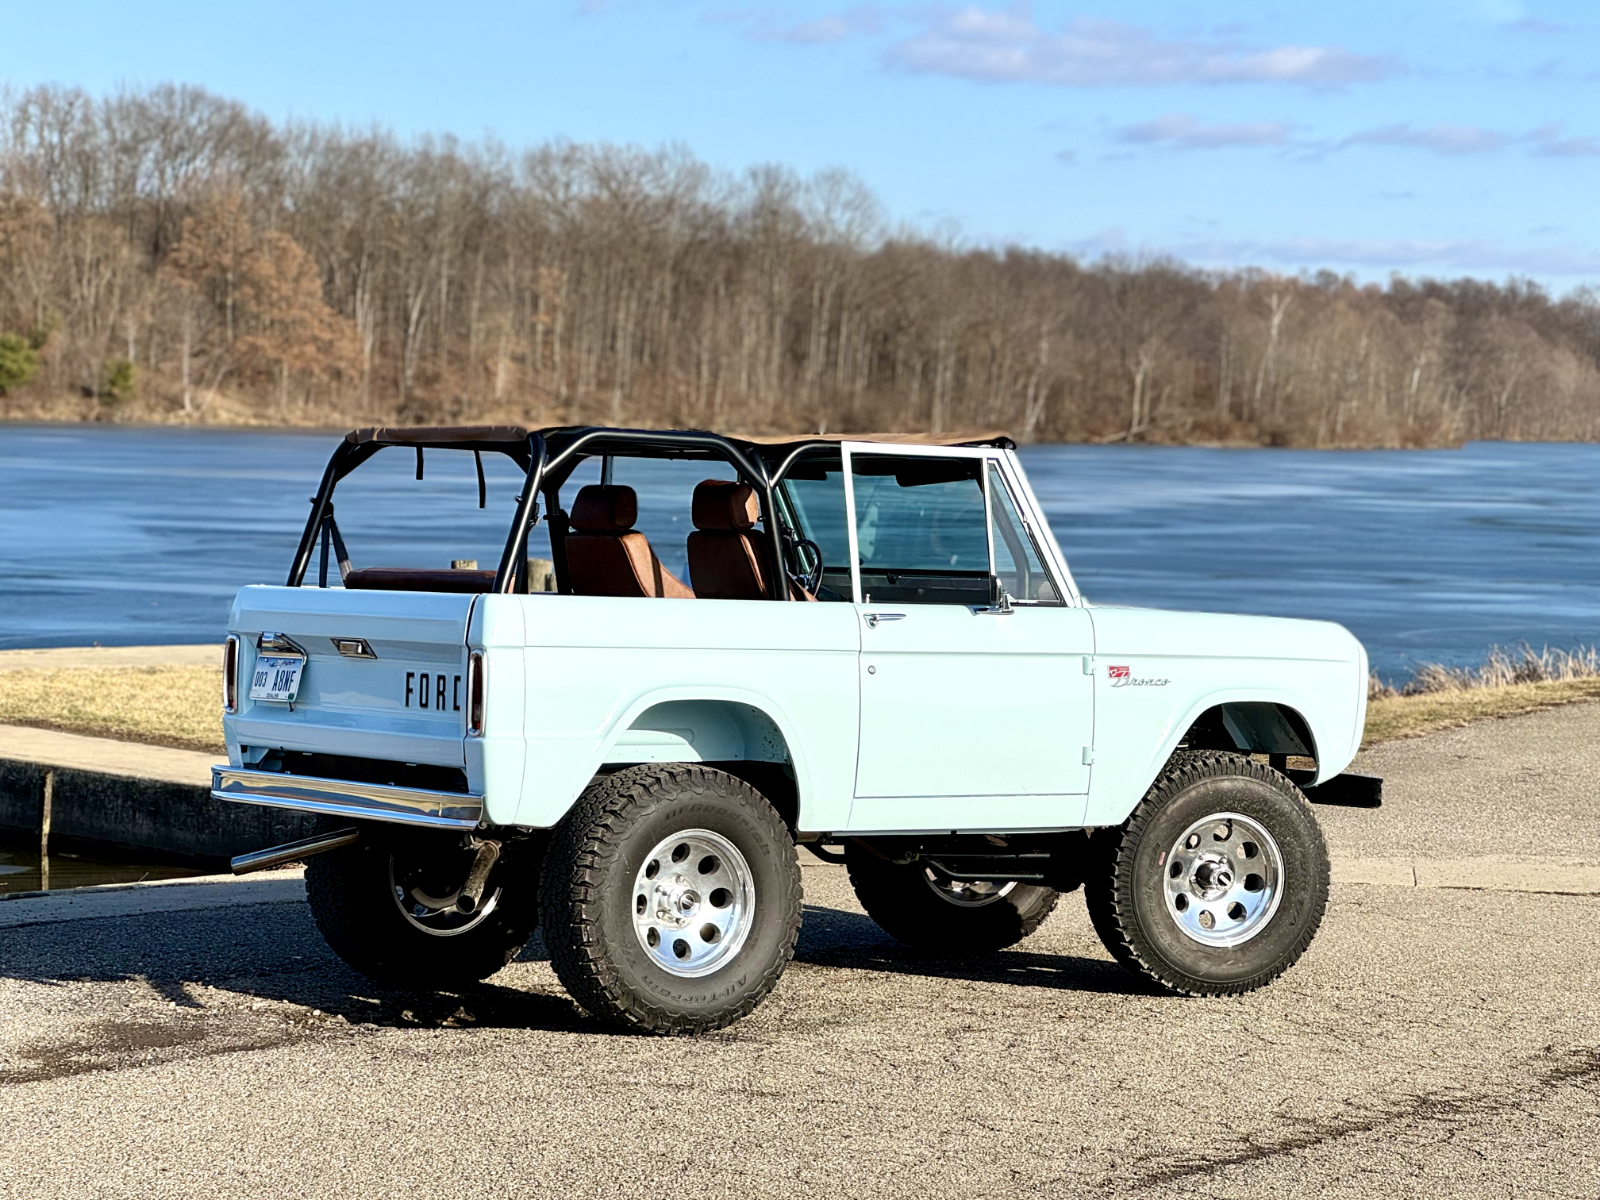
[
  {"x1": 231, "y1": 828, "x2": 360, "y2": 875},
  {"x1": 454, "y1": 837, "x2": 502, "y2": 913}
]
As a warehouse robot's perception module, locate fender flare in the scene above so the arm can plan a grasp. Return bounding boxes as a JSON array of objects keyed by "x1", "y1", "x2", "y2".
[
  {"x1": 586, "y1": 684, "x2": 813, "y2": 815},
  {"x1": 1092, "y1": 687, "x2": 1335, "y2": 828}
]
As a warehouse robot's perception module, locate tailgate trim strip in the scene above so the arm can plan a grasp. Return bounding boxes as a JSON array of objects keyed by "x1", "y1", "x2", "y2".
[{"x1": 212, "y1": 767, "x2": 482, "y2": 829}]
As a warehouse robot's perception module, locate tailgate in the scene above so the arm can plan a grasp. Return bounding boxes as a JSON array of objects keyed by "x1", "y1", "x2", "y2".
[{"x1": 227, "y1": 585, "x2": 476, "y2": 768}]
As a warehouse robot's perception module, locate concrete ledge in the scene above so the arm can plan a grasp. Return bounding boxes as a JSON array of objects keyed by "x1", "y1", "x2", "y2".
[
  {"x1": 0, "y1": 870, "x2": 306, "y2": 927},
  {"x1": 0, "y1": 757, "x2": 320, "y2": 866},
  {"x1": 1335, "y1": 855, "x2": 1600, "y2": 896},
  {"x1": 0, "y1": 724, "x2": 214, "y2": 785}
]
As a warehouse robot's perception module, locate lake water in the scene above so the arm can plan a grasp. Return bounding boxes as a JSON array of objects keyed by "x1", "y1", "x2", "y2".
[
  {"x1": 0, "y1": 832, "x2": 202, "y2": 895},
  {"x1": 2, "y1": 424, "x2": 1597, "y2": 681}
]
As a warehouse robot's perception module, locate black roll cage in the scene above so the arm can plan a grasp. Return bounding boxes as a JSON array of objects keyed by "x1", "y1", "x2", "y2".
[
  {"x1": 289, "y1": 425, "x2": 1018, "y2": 598},
  {"x1": 287, "y1": 433, "x2": 542, "y2": 593},
  {"x1": 287, "y1": 426, "x2": 848, "y2": 600}
]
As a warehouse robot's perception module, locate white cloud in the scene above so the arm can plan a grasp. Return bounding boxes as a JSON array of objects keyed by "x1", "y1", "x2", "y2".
[
  {"x1": 885, "y1": 6, "x2": 1401, "y2": 88},
  {"x1": 1088, "y1": 113, "x2": 1600, "y2": 163},
  {"x1": 1532, "y1": 128, "x2": 1600, "y2": 156},
  {"x1": 1109, "y1": 233, "x2": 1600, "y2": 277},
  {"x1": 1342, "y1": 122, "x2": 1516, "y2": 155},
  {"x1": 725, "y1": 5, "x2": 886, "y2": 43},
  {"x1": 1505, "y1": 17, "x2": 1573, "y2": 33},
  {"x1": 1115, "y1": 113, "x2": 1295, "y2": 150},
  {"x1": 1331, "y1": 122, "x2": 1600, "y2": 157}
]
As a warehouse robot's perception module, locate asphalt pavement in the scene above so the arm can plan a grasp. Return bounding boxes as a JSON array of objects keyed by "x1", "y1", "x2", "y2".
[{"x1": 1, "y1": 704, "x2": 1597, "y2": 1199}]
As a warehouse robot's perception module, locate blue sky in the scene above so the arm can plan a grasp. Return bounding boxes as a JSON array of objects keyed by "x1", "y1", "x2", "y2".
[{"x1": 8, "y1": 1, "x2": 1600, "y2": 287}]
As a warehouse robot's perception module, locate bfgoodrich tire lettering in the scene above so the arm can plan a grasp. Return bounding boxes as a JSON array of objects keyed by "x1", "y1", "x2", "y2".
[
  {"x1": 1085, "y1": 751, "x2": 1330, "y2": 996},
  {"x1": 539, "y1": 764, "x2": 803, "y2": 1035}
]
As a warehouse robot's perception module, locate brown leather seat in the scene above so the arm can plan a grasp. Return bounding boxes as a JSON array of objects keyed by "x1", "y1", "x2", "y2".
[
  {"x1": 687, "y1": 480, "x2": 774, "y2": 601},
  {"x1": 565, "y1": 484, "x2": 694, "y2": 599}
]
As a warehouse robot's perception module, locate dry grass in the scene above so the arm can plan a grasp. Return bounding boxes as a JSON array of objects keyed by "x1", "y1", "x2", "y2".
[
  {"x1": 1370, "y1": 643, "x2": 1600, "y2": 699},
  {"x1": 1, "y1": 650, "x2": 1598, "y2": 757},
  {"x1": 1363, "y1": 645, "x2": 1600, "y2": 744},
  {"x1": 0, "y1": 666, "x2": 223, "y2": 752},
  {"x1": 1364, "y1": 677, "x2": 1600, "y2": 746}
]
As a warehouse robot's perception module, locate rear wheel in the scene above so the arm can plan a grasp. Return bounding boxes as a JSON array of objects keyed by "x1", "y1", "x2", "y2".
[
  {"x1": 305, "y1": 825, "x2": 538, "y2": 987},
  {"x1": 1085, "y1": 751, "x2": 1329, "y2": 996},
  {"x1": 539, "y1": 764, "x2": 803, "y2": 1035},
  {"x1": 846, "y1": 848, "x2": 1060, "y2": 954}
]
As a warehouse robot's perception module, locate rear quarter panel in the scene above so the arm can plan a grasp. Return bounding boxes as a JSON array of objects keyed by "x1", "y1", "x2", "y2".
[{"x1": 479, "y1": 595, "x2": 861, "y2": 830}]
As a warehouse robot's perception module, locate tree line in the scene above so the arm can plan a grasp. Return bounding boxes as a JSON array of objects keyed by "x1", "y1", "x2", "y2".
[{"x1": 2, "y1": 82, "x2": 1598, "y2": 445}]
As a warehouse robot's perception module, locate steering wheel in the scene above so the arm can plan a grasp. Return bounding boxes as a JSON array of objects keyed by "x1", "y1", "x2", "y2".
[{"x1": 788, "y1": 537, "x2": 825, "y2": 596}]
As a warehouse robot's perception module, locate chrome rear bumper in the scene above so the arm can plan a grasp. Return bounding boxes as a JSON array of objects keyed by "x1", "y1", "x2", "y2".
[{"x1": 212, "y1": 766, "x2": 483, "y2": 829}]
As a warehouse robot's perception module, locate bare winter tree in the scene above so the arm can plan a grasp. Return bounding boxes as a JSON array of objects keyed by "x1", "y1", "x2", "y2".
[{"x1": 2, "y1": 82, "x2": 1599, "y2": 445}]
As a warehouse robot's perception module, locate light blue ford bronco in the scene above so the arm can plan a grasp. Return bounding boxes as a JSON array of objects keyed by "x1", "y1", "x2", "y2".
[{"x1": 216, "y1": 425, "x2": 1377, "y2": 1033}]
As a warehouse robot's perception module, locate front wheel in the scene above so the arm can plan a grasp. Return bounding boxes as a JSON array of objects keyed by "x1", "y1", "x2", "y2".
[
  {"x1": 1085, "y1": 751, "x2": 1330, "y2": 996},
  {"x1": 305, "y1": 825, "x2": 539, "y2": 987},
  {"x1": 539, "y1": 765, "x2": 803, "y2": 1035}
]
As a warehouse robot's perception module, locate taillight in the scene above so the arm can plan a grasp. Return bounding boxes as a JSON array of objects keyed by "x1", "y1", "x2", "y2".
[
  {"x1": 467, "y1": 650, "x2": 486, "y2": 736},
  {"x1": 223, "y1": 636, "x2": 239, "y2": 714}
]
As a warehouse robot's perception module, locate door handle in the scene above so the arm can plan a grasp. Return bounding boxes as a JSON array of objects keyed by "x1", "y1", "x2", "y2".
[{"x1": 864, "y1": 612, "x2": 906, "y2": 628}]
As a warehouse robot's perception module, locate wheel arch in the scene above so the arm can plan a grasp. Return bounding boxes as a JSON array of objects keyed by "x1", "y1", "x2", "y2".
[
  {"x1": 1184, "y1": 701, "x2": 1319, "y2": 763},
  {"x1": 592, "y1": 690, "x2": 811, "y2": 831},
  {"x1": 1086, "y1": 689, "x2": 1335, "y2": 827}
]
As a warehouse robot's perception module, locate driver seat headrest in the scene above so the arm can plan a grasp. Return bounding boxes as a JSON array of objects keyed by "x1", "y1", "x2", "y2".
[
  {"x1": 691, "y1": 481, "x2": 760, "y2": 532},
  {"x1": 571, "y1": 485, "x2": 638, "y2": 532}
]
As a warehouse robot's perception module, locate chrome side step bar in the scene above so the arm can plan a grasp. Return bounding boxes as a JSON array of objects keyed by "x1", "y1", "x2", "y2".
[
  {"x1": 212, "y1": 766, "x2": 484, "y2": 830},
  {"x1": 231, "y1": 827, "x2": 360, "y2": 875}
]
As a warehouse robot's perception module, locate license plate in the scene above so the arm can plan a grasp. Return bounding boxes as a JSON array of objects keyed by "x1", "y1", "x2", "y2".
[{"x1": 250, "y1": 653, "x2": 305, "y2": 703}]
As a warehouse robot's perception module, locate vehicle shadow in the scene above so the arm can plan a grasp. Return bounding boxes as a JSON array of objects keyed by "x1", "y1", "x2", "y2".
[
  {"x1": 1, "y1": 894, "x2": 592, "y2": 1035},
  {"x1": 795, "y1": 903, "x2": 1154, "y2": 997},
  {"x1": 0, "y1": 892, "x2": 1148, "y2": 1042}
]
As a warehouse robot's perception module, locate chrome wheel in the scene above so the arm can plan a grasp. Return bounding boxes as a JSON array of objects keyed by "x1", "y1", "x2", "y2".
[
  {"x1": 390, "y1": 856, "x2": 501, "y2": 938},
  {"x1": 632, "y1": 828, "x2": 754, "y2": 978},
  {"x1": 1162, "y1": 812, "x2": 1284, "y2": 948},
  {"x1": 923, "y1": 870, "x2": 1017, "y2": 908}
]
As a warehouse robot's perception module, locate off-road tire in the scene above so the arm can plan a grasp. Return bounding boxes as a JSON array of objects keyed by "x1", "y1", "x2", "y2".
[
  {"x1": 539, "y1": 764, "x2": 803, "y2": 1035},
  {"x1": 846, "y1": 848, "x2": 1060, "y2": 954},
  {"x1": 1085, "y1": 751, "x2": 1330, "y2": 996},
  {"x1": 306, "y1": 824, "x2": 538, "y2": 988}
]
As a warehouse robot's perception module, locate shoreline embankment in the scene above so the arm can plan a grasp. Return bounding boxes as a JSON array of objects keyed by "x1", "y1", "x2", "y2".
[{"x1": 0, "y1": 409, "x2": 1491, "y2": 451}]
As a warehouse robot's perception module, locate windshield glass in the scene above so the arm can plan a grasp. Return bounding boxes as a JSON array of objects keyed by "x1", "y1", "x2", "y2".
[{"x1": 851, "y1": 456, "x2": 988, "y2": 574}]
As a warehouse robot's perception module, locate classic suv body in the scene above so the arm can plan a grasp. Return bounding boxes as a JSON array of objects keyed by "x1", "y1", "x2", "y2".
[
  {"x1": 215, "y1": 424, "x2": 1372, "y2": 1032},
  {"x1": 218, "y1": 436, "x2": 1368, "y2": 840}
]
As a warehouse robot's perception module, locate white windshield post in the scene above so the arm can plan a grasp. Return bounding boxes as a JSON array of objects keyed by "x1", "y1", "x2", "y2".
[
  {"x1": 981, "y1": 457, "x2": 997, "y2": 579},
  {"x1": 841, "y1": 443, "x2": 862, "y2": 603}
]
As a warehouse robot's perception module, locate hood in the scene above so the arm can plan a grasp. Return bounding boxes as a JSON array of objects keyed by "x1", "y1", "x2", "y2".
[{"x1": 1086, "y1": 604, "x2": 1364, "y2": 666}]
